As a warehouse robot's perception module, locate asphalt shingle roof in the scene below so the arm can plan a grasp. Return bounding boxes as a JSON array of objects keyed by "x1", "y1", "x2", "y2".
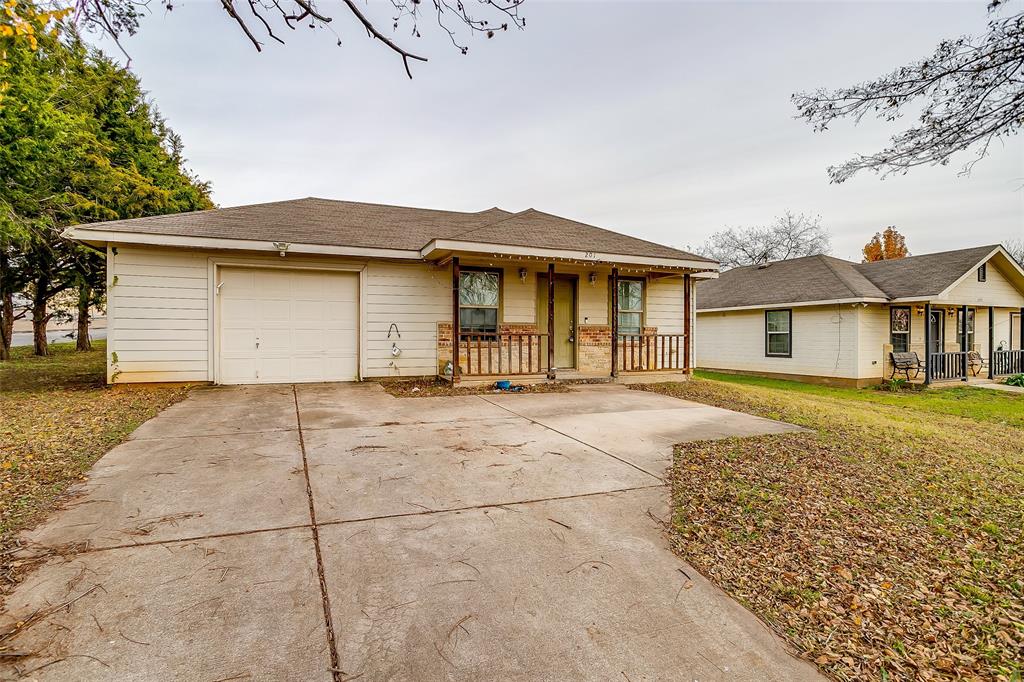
[
  {"x1": 697, "y1": 246, "x2": 1002, "y2": 310},
  {"x1": 75, "y1": 197, "x2": 712, "y2": 263},
  {"x1": 854, "y1": 245, "x2": 998, "y2": 299}
]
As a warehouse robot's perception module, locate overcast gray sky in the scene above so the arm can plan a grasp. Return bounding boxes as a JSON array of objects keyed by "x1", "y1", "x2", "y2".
[{"x1": 95, "y1": 0, "x2": 1023, "y2": 261}]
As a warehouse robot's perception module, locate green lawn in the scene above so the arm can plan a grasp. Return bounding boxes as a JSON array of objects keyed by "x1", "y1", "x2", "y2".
[
  {"x1": 0, "y1": 341, "x2": 191, "y2": 591},
  {"x1": 696, "y1": 370, "x2": 1024, "y2": 428},
  {"x1": 636, "y1": 376, "x2": 1023, "y2": 682}
]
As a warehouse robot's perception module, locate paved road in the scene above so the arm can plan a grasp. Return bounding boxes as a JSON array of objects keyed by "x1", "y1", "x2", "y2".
[{"x1": 1, "y1": 383, "x2": 818, "y2": 681}]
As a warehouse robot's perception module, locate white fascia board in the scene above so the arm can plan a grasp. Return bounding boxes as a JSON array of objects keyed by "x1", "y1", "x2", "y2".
[
  {"x1": 697, "y1": 297, "x2": 889, "y2": 313},
  {"x1": 63, "y1": 227, "x2": 424, "y2": 260},
  {"x1": 421, "y1": 239, "x2": 719, "y2": 272}
]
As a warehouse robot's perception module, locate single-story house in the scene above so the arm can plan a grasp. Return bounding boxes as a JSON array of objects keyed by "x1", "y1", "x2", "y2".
[
  {"x1": 696, "y1": 245, "x2": 1024, "y2": 387},
  {"x1": 64, "y1": 198, "x2": 718, "y2": 385}
]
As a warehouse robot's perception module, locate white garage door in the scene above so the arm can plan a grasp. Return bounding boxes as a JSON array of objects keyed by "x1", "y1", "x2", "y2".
[{"x1": 217, "y1": 267, "x2": 359, "y2": 384}]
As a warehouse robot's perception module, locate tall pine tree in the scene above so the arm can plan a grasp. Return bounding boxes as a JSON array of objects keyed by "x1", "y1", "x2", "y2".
[{"x1": 0, "y1": 21, "x2": 212, "y2": 357}]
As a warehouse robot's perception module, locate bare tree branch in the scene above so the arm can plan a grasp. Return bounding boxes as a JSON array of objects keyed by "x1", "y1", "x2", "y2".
[
  {"x1": 792, "y1": 7, "x2": 1024, "y2": 182},
  {"x1": 695, "y1": 212, "x2": 832, "y2": 270},
  {"x1": 71, "y1": 0, "x2": 526, "y2": 78}
]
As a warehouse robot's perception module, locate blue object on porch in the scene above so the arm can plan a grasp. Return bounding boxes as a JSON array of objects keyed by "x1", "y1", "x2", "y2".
[{"x1": 494, "y1": 380, "x2": 512, "y2": 390}]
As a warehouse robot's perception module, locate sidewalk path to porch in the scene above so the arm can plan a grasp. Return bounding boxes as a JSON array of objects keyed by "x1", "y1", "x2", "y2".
[
  {"x1": 970, "y1": 380, "x2": 1024, "y2": 394},
  {"x1": 1, "y1": 383, "x2": 816, "y2": 681}
]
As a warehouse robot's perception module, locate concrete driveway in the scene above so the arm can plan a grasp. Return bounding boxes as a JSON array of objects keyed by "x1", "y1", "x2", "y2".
[{"x1": 1, "y1": 383, "x2": 819, "y2": 681}]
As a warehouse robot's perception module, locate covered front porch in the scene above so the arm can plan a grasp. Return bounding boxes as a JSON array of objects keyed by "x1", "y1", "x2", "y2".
[
  {"x1": 884, "y1": 302, "x2": 1024, "y2": 384},
  {"x1": 427, "y1": 249, "x2": 715, "y2": 384}
]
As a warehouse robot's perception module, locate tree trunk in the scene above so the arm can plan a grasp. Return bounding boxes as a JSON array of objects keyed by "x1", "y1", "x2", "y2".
[
  {"x1": 76, "y1": 284, "x2": 92, "y2": 352},
  {"x1": 32, "y1": 283, "x2": 48, "y2": 357},
  {"x1": 0, "y1": 292, "x2": 12, "y2": 361}
]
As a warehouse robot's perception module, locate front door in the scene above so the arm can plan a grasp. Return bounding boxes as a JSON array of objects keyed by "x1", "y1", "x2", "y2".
[
  {"x1": 928, "y1": 309, "x2": 944, "y2": 355},
  {"x1": 537, "y1": 278, "x2": 576, "y2": 369}
]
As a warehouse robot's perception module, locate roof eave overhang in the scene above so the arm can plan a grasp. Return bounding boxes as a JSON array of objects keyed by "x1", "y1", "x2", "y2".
[
  {"x1": 62, "y1": 227, "x2": 425, "y2": 260},
  {"x1": 698, "y1": 297, "x2": 890, "y2": 313},
  {"x1": 420, "y1": 239, "x2": 719, "y2": 273}
]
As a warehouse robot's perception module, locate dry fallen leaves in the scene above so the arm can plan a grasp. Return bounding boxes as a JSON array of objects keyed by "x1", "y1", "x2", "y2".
[{"x1": 637, "y1": 379, "x2": 1024, "y2": 682}]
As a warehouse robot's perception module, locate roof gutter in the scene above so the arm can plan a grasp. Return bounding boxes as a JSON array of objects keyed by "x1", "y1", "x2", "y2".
[
  {"x1": 698, "y1": 297, "x2": 890, "y2": 313},
  {"x1": 62, "y1": 226, "x2": 425, "y2": 260},
  {"x1": 420, "y1": 239, "x2": 719, "y2": 272}
]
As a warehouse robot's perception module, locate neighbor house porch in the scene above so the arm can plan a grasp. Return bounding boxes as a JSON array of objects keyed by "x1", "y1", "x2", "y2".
[
  {"x1": 883, "y1": 302, "x2": 1024, "y2": 384},
  {"x1": 428, "y1": 252, "x2": 714, "y2": 384}
]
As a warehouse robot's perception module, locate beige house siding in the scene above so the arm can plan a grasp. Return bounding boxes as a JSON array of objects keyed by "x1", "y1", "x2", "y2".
[
  {"x1": 107, "y1": 245, "x2": 451, "y2": 383},
  {"x1": 941, "y1": 259, "x2": 1024, "y2": 308},
  {"x1": 362, "y1": 260, "x2": 449, "y2": 377},
  {"x1": 495, "y1": 262, "x2": 612, "y2": 327},
  {"x1": 646, "y1": 277, "x2": 685, "y2": 334},
  {"x1": 107, "y1": 246, "x2": 211, "y2": 383},
  {"x1": 108, "y1": 247, "x2": 694, "y2": 383},
  {"x1": 696, "y1": 304, "x2": 859, "y2": 380}
]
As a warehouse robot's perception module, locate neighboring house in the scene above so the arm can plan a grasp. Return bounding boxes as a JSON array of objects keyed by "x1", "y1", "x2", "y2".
[
  {"x1": 64, "y1": 198, "x2": 717, "y2": 384},
  {"x1": 696, "y1": 245, "x2": 1024, "y2": 387}
]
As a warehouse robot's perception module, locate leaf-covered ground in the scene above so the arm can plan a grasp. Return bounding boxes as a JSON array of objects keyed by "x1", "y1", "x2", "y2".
[
  {"x1": 635, "y1": 376, "x2": 1023, "y2": 681},
  {"x1": 0, "y1": 342, "x2": 190, "y2": 592}
]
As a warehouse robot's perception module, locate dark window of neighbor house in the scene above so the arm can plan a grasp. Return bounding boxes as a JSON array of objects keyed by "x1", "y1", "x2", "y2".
[
  {"x1": 890, "y1": 306, "x2": 911, "y2": 353},
  {"x1": 459, "y1": 269, "x2": 500, "y2": 335},
  {"x1": 617, "y1": 279, "x2": 644, "y2": 336},
  {"x1": 765, "y1": 309, "x2": 792, "y2": 357},
  {"x1": 957, "y1": 308, "x2": 976, "y2": 351},
  {"x1": 978, "y1": 263, "x2": 987, "y2": 282}
]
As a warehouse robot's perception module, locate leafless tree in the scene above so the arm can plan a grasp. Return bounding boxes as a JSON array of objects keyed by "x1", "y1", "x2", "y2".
[
  {"x1": 792, "y1": 3, "x2": 1023, "y2": 182},
  {"x1": 1005, "y1": 237, "x2": 1024, "y2": 266},
  {"x1": 70, "y1": 0, "x2": 526, "y2": 77},
  {"x1": 696, "y1": 212, "x2": 832, "y2": 270}
]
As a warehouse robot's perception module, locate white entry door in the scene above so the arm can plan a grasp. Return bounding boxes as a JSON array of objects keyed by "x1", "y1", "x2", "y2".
[{"x1": 217, "y1": 267, "x2": 359, "y2": 384}]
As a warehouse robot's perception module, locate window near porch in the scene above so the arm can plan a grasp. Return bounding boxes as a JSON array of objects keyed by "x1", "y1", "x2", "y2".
[
  {"x1": 617, "y1": 279, "x2": 644, "y2": 335},
  {"x1": 765, "y1": 309, "x2": 792, "y2": 357},
  {"x1": 459, "y1": 270, "x2": 500, "y2": 335},
  {"x1": 957, "y1": 308, "x2": 976, "y2": 351},
  {"x1": 890, "y1": 306, "x2": 911, "y2": 353}
]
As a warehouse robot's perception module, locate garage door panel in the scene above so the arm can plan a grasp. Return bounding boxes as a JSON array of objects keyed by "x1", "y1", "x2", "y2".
[
  {"x1": 260, "y1": 328, "x2": 292, "y2": 352},
  {"x1": 293, "y1": 329, "x2": 326, "y2": 352},
  {"x1": 262, "y1": 300, "x2": 291, "y2": 322},
  {"x1": 222, "y1": 298, "x2": 257, "y2": 321},
  {"x1": 218, "y1": 268, "x2": 360, "y2": 384},
  {"x1": 222, "y1": 327, "x2": 257, "y2": 352},
  {"x1": 221, "y1": 358, "x2": 257, "y2": 383},
  {"x1": 293, "y1": 299, "x2": 324, "y2": 322}
]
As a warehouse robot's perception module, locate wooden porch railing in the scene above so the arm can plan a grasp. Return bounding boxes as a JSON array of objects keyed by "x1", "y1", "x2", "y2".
[
  {"x1": 993, "y1": 349, "x2": 1024, "y2": 376},
  {"x1": 929, "y1": 351, "x2": 968, "y2": 381},
  {"x1": 458, "y1": 332, "x2": 550, "y2": 376},
  {"x1": 618, "y1": 333, "x2": 686, "y2": 372}
]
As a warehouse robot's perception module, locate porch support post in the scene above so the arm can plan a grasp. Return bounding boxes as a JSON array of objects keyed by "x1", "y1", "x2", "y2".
[
  {"x1": 987, "y1": 306, "x2": 994, "y2": 380},
  {"x1": 452, "y1": 257, "x2": 460, "y2": 383},
  {"x1": 923, "y1": 302, "x2": 932, "y2": 385},
  {"x1": 961, "y1": 304, "x2": 969, "y2": 382},
  {"x1": 1020, "y1": 307, "x2": 1024, "y2": 350},
  {"x1": 610, "y1": 267, "x2": 619, "y2": 378},
  {"x1": 547, "y1": 263, "x2": 555, "y2": 379},
  {"x1": 683, "y1": 273, "x2": 692, "y2": 374}
]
